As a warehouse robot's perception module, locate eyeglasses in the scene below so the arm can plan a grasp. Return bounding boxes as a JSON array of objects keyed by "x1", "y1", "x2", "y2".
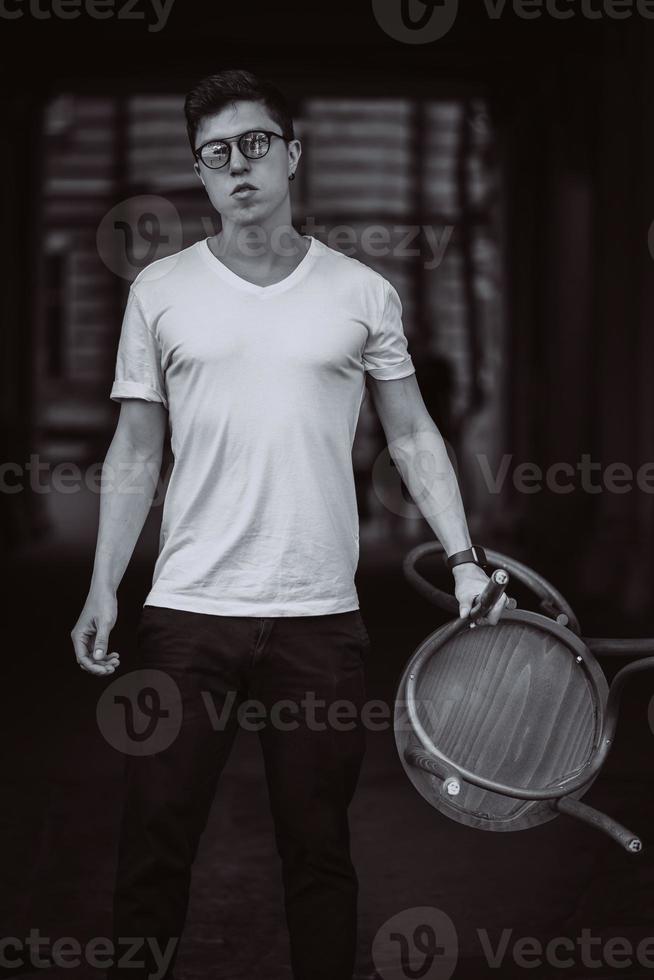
[{"x1": 193, "y1": 129, "x2": 290, "y2": 170}]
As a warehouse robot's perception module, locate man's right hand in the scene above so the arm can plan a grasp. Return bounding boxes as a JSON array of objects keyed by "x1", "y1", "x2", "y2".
[{"x1": 71, "y1": 590, "x2": 121, "y2": 676}]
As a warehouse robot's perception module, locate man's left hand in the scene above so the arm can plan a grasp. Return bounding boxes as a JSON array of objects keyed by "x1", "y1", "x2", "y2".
[{"x1": 453, "y1": 564, "x2": 512, "y2": 626}]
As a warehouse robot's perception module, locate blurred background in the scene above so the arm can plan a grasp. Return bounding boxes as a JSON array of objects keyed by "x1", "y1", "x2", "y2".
[
  {"x1": 2, "y1": 5, "x2": 654, "y2": 979},
  {"x1": 3, "y1": 8, "x2": 654, "y2": 623}
]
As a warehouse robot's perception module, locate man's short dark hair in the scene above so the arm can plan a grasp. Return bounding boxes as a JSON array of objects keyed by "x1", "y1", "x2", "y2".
[{"x1": 184, "y1": 69, "x2": 295, "y2": 152}]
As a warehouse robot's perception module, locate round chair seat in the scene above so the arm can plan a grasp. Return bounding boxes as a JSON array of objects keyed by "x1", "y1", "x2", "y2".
[{"x1": 394, "y1": 610, "x2": 609, "y2": 833}]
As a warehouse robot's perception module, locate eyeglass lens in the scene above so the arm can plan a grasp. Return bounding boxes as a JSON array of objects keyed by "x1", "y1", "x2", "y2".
[{"x1": 199, "y1": 131, "x2": 271, "y2": 168}]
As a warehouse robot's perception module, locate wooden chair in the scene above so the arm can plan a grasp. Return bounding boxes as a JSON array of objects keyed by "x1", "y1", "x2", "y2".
[{"x1": 395, "y1": 544, "x2": 654, "y2": 852}]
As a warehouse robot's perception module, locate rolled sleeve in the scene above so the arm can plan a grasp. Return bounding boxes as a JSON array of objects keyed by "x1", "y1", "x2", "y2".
[
  {"x1": 362, "y1": 278, "x2": 416, "y2": 381},
  {"x1": 110, "y1": 287, "x2": 168, "y2": 408}
]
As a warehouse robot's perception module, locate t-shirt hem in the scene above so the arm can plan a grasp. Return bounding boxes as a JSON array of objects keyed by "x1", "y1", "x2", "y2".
[
  {"x1": 143, "y1": 591, "x2": 360, "y2": 617},
  {"x1": 364, "y1": 358, "x2": 416, "y2": 381},
  {"x1": 110, "y1": 380, "x2": 168, "y2": 407}
]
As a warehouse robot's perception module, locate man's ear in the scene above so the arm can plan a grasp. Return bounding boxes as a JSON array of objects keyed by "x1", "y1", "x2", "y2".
[
  {"x1": 194, "y1": 162, "x2": 205, "y2": 184},
  {"x1": 289, "y1": 137, "x2": 302, "y2": 172}
]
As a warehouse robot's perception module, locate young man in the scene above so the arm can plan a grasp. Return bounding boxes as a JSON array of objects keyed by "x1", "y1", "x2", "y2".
[{"x1": 71, "y1": 70, "x2": 509, "y2": 980}]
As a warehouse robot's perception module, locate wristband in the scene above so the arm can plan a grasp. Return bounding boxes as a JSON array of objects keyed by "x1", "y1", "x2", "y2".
[{"x1": 445, "y1": 545, "x2": 489, "y2": 572}]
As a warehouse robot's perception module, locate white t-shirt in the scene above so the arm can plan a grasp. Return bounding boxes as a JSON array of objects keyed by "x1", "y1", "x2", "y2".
[{"x1": 110, "y1": 235, "x2": 416, "y2": 616}]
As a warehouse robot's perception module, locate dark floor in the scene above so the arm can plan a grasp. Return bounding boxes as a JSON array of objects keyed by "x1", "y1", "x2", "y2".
[{"x1": 2, "y1": 526, "x2": 654, "y2": 980}]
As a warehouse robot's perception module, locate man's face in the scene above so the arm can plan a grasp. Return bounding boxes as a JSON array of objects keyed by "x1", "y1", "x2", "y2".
[{"x1": 193, "y1": 100, "x2": 300, "y2": 229}]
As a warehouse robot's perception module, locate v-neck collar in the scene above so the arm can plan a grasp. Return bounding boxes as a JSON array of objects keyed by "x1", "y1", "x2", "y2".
[{"x1": 197, "y1": 234, "x2": 318, "y2": 297}]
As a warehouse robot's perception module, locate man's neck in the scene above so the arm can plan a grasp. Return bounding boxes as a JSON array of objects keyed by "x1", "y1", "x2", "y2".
[
  {"x1": 212, "y1": 210, "x2": 306, "y2": 273},
  {"x1": 206, "y1": 218, "x2": 311, "y2": 288}
]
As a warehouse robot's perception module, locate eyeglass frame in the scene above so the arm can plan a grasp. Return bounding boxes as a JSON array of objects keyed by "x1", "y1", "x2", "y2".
[{"x1": 193, "y1": 129, "x2": 293, "y2": 170}]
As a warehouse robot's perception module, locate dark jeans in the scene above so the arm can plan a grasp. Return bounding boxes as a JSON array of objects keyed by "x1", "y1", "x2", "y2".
[{"x1": 106, "y1": 606, "x2": 370, "y2": 980}]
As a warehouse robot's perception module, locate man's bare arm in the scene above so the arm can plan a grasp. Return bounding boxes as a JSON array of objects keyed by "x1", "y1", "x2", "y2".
[
  {"x1": 364, "y1": 373, "x2": 472, "y2": 555},
  {"x1": 71, "y1": 400, "x2": 168, "y2": 675},
  {"x1": 365, "y1": 373, "x2": 510, "y2": 625}
]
